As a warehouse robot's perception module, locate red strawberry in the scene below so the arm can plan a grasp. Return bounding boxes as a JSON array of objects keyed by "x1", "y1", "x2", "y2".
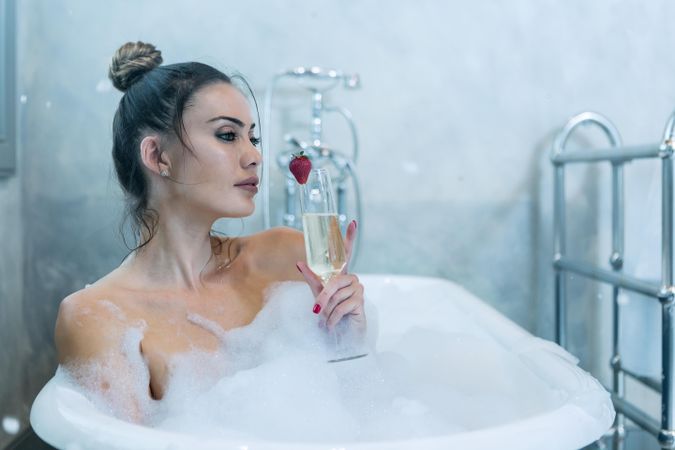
[{"x1": 289, "y1": 151, "x2": 312, "y2": 184}]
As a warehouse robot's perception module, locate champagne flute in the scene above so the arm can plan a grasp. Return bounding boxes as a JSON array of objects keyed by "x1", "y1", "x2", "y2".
[
  {"x1": 299, "y1": 168, "x2": 365, "y2": 362},
  {"x1": 299, "y1": 168, "x2": 346, "y2": 284},
  {"x1": 300, "y1": 168, "x2": 368, "y2": 363}
]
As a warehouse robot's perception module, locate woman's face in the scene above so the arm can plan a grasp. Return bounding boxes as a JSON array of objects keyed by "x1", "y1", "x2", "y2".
[{"x1": 164, "y1": 82, "x2": 262, "y2": 219}]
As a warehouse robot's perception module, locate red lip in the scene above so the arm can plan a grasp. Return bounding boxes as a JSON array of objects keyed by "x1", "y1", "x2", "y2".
[{"x1": 234, "y1": 176, "x2": 259, "y2": 187}]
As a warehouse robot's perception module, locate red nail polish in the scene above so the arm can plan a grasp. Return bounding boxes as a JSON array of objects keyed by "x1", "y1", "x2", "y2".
[{"x1": 313, "y1": 303, "x2": 321, "y2": 314}]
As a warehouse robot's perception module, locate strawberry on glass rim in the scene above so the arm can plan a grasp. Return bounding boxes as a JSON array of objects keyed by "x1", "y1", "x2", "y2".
[{"x1": 289, "y1": 151, "x2": 312, "y2": 184}]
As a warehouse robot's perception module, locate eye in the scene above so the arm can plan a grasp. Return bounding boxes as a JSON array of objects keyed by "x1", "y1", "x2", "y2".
[
  {"x1": 250, "y1": 136, "x2": 261, "y2": 146},
  {"x1": 216, "y1": 132, "x2": 236, "y2": 142}
]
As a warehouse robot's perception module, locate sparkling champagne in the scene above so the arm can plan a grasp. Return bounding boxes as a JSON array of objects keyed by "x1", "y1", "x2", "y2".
[{"x1": 302, "y1": 212, "x2": 346, "y2": 283}]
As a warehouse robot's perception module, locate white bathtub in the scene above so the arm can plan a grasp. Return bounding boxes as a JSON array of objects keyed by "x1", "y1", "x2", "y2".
[{"x1": 31, "y1": 274, "x2": 614, "y2": 450}]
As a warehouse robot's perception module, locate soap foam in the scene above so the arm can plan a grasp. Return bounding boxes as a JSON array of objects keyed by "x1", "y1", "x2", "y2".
[
  {"x1": 60, "y1": 280, "x2": 568, "y2": 442},
  {"x1": 59, "y1": 322, "x2": 157, "y2": 423}
]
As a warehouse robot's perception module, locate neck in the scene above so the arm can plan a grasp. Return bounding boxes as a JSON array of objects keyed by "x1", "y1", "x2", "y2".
[{"x1": 123, "y1": 213, "x2": 221, "y2": 291}]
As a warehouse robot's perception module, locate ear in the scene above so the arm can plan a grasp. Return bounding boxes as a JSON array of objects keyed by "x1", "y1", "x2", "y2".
[{"x1": 139, "y1": 135, "x2": 171, "y2": 176}]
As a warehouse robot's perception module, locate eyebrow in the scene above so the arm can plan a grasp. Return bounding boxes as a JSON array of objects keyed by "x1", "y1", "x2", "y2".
[{"x1": 207, "y1": 115, "x2": 256, "y2": 130}]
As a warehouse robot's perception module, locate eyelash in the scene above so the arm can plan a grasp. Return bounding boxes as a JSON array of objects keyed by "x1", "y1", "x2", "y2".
[{"x1": 217, "y1": 132, "x2": 261, "y2": 147}]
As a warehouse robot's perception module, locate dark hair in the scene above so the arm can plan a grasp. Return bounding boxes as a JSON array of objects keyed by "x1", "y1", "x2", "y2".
[{"x1": 108, "y1": 41, "x2": 252, "y2": 254}]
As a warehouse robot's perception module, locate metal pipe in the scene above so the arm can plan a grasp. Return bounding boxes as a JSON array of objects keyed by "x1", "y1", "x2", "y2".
[
  {"x1": 611, "y1": 393, "x2": 661, "y2": 438},
  {"x1": 337, "y1": 181, "x2": 347, "y2": 232},
  {"x1": 612, "y1": 286, "x2": 626, "y2": 441},
  {"x1": 554, "y1": 257, "x2": 664, "y2": 298},
  {"x1": 554, "y1": 164, "x2": 567, "y2": 347},
  {"x1": 662, "y1": 298, "x2": 675, "y2": 447},
  {"x1": 611, "y1": 162, "x2": 625, "y2": 271},
  {"x1": 552, "y1": 143, "x2": 662, "y2": 164},
  {"x1": 610, "y1": 135, "x2": 626, "y2": 443},
  {"x1": 343, "y1": 159, "x2": 363, "y2": 266},
  {"x1": 554, "y1": 271, "x2": 566, "y2": 346},
  {"x1": 281, "y1": 66, "x2": 360, "y2": 88},
  {"x1": 311, "y1": 90, "x2": 323, "y2": 145},
  {"x1": 661, "y1": 114, "x2": 675, "y2": 445},
  {"x1": 551, "y1": 112, "x2": 622, "y2": 348},
  {"x1": 618, "y1": 366, "x2": 662, "y2": 393},
  {"x1": 551, "y1": 111, "x2": 622, "y2": 157},
  {"x1": 325, "y1": 106, "x2": 359, "y2": 164},
  {"x1": 283, "y1": 178, "x2": 297, "y2": 228},
  {"x1": 662, "y1": 119, "x2": 675, "y2": 290}
]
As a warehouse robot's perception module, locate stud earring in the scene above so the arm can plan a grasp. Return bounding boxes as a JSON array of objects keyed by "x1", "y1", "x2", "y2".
[{"x1": 160, "y1": 170, "x2": 169, "y2": 177}]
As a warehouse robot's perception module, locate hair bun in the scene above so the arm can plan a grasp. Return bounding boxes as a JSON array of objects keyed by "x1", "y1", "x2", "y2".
[{"x1": 108, "y1": 41, "x2": 163, "y2": 92}]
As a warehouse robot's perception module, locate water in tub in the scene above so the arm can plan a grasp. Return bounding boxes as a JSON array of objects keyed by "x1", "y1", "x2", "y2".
[{"x1": 57, "y1": 281, "x2": 569, "y2": 442}]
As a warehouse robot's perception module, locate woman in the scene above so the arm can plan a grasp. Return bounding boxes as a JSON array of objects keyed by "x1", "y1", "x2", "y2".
[{"x1": 54, "y1": 41, "x2": 366, "y2": 423}]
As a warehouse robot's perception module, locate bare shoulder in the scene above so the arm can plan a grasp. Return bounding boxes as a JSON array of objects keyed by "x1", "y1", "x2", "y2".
[
  {"x1": 244, "y1": 227, "x2": 306, "y2": 281},
  {"x1": 54, "y1": 285, "x2": 149, "y2": 422},
  {"x1": 55, "y1": 286, "x2": 130, "y2": 365}
]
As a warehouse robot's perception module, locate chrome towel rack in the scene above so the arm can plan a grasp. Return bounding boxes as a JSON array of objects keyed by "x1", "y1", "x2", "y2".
[{"x1": 552, "y1": 110, "x2": 675, "y2": 449}]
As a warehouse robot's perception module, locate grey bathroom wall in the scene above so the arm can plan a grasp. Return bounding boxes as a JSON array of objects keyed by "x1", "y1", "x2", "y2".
[
  {"x1": 0, "y1": 172, "x2": 23, "y2": 449},
  {"x1": 2, "y1": 0, "x2": 675, "y2": 442},
  {"x1": 0, "y1": 0, "x2": 24, "y2": 447}
]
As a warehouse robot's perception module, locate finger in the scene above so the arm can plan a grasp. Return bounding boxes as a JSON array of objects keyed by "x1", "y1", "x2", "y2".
[
  {"x1": 296, "y1": 261, "x2": 323, "y2": 297},
  {"x1": 322, "y1": 275, "x2": 361, "y2": 318},
  {"x1": 323, "y1": 284, "x2": 358, "y2": 319},
  {"x1": 313, "y1": 275, "x2": 354, "y2": 315},
  {"x1": 341, "y1": 220, "x2": 357, "y2": 275},
  {"x1": 326, "y1": 297, "x2": 364, "y2": 331}
]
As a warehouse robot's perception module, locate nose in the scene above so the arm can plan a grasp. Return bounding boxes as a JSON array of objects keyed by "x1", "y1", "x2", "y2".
[{"x1": 243, "y1": 141, "x2": 262, "y2": 168}]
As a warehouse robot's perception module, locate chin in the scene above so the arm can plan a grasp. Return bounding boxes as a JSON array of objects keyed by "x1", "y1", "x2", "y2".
[{"x1": 220, "y1": 203, "x2": 255, "y2": 219}]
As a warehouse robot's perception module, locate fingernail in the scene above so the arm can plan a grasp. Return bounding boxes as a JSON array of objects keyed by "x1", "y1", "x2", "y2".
[
  {"x1": 352, "y1": 220, "x2": 357, "y2": 229},
  {"x1": 313, "y1": 303, "x2": 321, "y2": 314}
]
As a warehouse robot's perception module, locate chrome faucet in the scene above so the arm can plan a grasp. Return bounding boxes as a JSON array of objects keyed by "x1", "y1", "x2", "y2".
[{"x1": 262, "y1": 67, "x2": 362, "y2": 265}]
